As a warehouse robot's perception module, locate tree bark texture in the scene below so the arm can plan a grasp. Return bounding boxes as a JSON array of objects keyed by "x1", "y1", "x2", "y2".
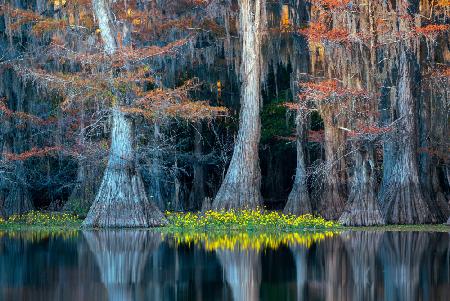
[
  {"x1": 212, "y1": 0, "x2": 265, "y2": 210},
  {"x1": 64, "y1": 157, "x2": 101, "y2": 216},
  {"x1": 379, "y1": 48, "x2": 436, "y2": 224},
  {"x1": 317, "y1": 106, "x2": 347, "y2": 220},
  {"x1": 339, "y1": 143, "x2": 384, "y2": 225},
  {"x1": 83, "y1": 110, "x2": 167, "y2": 227},
  {"x1": 83, "y1": 0, "x2": 166, "y2": 227}
]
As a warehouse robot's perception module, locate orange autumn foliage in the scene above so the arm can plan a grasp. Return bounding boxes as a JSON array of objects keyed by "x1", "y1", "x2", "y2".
[
  {"x1": 415, "y1": 24, "x2": 449, "y2": 37},
  {"x1": 311, "y1": 0, "x2": 351, "y2": 10},
  {"x1": 299, "y1": 23, "x2": 349, "y2": 44},
  {"x1": 3, "y1": 146, "x2": 62, "y2": 161}
]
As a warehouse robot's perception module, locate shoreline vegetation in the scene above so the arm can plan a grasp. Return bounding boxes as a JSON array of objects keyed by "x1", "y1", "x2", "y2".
[{"x1": 1, "y1": 210, "x2": 449, "y2": 233}]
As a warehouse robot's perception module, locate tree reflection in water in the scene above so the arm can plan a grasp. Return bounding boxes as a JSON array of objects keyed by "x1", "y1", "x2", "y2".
[
  {"x1": 83, "y1": 230, "x2": 162, "y2": 301},
  {"x1": 379, "y1": 231, "x2": 429, "y2": 301},
  {"x1": 321, "y1": 235, "x2": 353, "y2": 301},
  {"x1": 1, "y1": 230, "x2": 450, "y2": 301},
  {"x1": 216, "y1": 248, "x2": 261, "y2": 301},
  {"x1": 289, "y1": 244, "x2": 308, "y2": 301},
  {"x1": 341, "y1": 231, "x2": 382, "y2": 301}
]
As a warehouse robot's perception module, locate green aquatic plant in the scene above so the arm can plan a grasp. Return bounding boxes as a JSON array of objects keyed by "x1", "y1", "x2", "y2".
[
  {"x1": 0, "y1": 211, "x2": 81, "y2": 229},
  {"x1": 166, "y1": 208, "x2": 340, "y2": 231}
]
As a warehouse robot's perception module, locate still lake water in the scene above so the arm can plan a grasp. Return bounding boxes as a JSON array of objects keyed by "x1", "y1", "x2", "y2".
[{"x1": 0, "y1": 230, "x2": 449, "y2": 301}]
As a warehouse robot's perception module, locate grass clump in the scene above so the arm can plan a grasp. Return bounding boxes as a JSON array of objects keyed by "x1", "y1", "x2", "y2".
[
  {"x1": 0, "y1": 211, "x2": 81, "y2": 230},
  {"x1": 166, "y1": 209, "x2": 340, "y2": 232}
]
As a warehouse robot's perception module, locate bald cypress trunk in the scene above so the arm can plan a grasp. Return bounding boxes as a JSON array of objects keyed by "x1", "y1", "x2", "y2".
[
  {"x1": 3, "y1": 164, "x2": 33, "y2": 216},
  {"x1": 379, "y1": 48, "x2": 436, "y2": 224},
  {"x1": 83, "y1": 0, "x2": 166, "y2": 227},
  {"x1": 339, "y1": 142, "x2": 384, "y2": 225},
  {"x1": 418, "y1": 83, "x2": 449, "y2": 223},
  {"x1": 318, "y1": 108, "x2": 347, "y2": 220},
  {"x1": 212, "y1": 0, "x2": 265, "y2": 210},
  {"x1": 284, "y1": 111, "x2": 311, "y2": 215}
]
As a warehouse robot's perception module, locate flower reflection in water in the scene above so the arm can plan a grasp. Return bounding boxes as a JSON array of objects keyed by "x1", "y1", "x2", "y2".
[
  {"x1": 169, "y1": 231, "x2": 337, "y2": 301},
  {"x1": 169, "y1": 231, "x2": 337, "y2": 251}
]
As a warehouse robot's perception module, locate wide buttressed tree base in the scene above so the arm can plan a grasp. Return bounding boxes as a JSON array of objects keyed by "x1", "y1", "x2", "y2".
[
  {"x1": 82, "y1": 110, "x2": 167, "y2": 228},
  {"x1": 339, "y1": 143, "x2": 384, "y2": 226},
  {"x1": 379, "y1": 49, "x2": 437, "y2": 224}
]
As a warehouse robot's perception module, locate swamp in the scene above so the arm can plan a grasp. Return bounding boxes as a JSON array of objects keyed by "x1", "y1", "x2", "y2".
[{"x1": 0, "y1": 0, "x2": 449, "y2": 300}]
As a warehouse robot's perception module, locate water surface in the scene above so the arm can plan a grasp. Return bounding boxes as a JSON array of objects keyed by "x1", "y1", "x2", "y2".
[{"x1": 0, "y1": 230, "x2": 449, "y2": 301}]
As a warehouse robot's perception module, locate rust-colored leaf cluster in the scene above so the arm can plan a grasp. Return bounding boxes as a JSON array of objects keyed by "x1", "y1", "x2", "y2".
[
  {"x1": 310, "y1": 0, "x2": 351, "y2": 10},
  {"x1": 415, "y1": 24, "x2": 449, "y2": 37},
  {"x1": 347, "y1": 126, "x2": 392, "y2": 139},
  {"x1": 3, "y1": 146, "x2": 62, "y2": 161},
  {"x1": 299, "y1": 23, "x2": 349, "y2": 44},
  {"x1": 123, "y1": 79, "x2": 228, "y2": 121}
]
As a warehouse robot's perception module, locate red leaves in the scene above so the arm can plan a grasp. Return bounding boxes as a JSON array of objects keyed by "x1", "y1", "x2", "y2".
[
  {"x1": 347, "y1": 126, "x2": 392, "y2": 138},
  {"x1": 311, "y1": 0, "x2": 351, "y2": 10},
  {"x1": 122, "y1": 79, "x2": 228, "y2": 121},
  {"x1": 3, "y1": 146, "x2": 62, "y2": 161},
  {"x1": 415, "y1": 24, "x2": 449, "y2": 38},
  {"x1": 299, "y1": 23, "x2": 349, "y2": 44},
  {"x1": 298, "y1": 80, "x2": 375, "y2": 105}
]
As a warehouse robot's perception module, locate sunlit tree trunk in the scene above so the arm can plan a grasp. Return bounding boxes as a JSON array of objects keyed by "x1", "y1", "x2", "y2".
[
  {"x1": 83, "y1": 0, "x2": 166, "y2": 227},
  {"x1": 284, "y1": 111, "x2": 311, "y2": 215},
  {"x1": 212, "y1": 0, "x2": 265, "y2": 210}
]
